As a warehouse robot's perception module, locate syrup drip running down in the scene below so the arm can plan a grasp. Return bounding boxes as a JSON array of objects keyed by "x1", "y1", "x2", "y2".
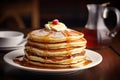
[
  {"x1": 43, "y1": 31, "x2": 53, "y2": 53},
  {"x1": 62, "y1": 30, "x2": 73, "y2": 64},
  {"x1": 43, "y1": 31, "x2": 54, "y2": 63}
]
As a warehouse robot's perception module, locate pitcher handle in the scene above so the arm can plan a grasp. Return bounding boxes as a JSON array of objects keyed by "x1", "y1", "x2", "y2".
[{"x1": 103, "y1": 7, "x2": 120, "y2": 37}]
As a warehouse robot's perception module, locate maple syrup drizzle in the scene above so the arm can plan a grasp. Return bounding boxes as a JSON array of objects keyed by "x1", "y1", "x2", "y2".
[
  {"x1": 84, "y1": 60, "x2": 92, "y2": 66},
  {"x1": 43, "y1": 31, "x2": 54, "y2": 63},
  {"x1": 44, "y1": 31, "x2": 53, "y2": 49},
  {"x1": 62, "y1": 30, "x2": 72, "y2": 65}
]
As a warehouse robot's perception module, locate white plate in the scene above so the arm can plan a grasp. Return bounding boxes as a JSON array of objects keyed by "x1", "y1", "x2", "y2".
[{"x1": 4, "y1": 49, "x2": 102, "y2": 74}]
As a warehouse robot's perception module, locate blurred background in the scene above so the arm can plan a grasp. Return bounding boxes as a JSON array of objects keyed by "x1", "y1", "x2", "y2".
[{"x1": 0, "y1": 0, "x2": 119, "y2": 33}]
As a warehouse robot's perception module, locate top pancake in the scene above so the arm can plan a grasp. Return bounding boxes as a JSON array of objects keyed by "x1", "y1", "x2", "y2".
[{"x1": 28, "y1": 28, "x2": 84, "y2": 43}]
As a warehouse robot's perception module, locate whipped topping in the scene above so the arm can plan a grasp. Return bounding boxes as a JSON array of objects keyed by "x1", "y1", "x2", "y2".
[{"x1": 45, "y1": 19, "x2": 67, "y2": 31}]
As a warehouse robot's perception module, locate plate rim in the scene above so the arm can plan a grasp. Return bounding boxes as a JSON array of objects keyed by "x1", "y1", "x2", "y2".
[{"x1": 3, "y1": 49, "x2": 103, "y2": 73}]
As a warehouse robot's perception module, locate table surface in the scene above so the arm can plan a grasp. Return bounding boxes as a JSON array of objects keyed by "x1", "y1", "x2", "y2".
[{"x1": 0, "y1": 30, "x2": 120, "y2": 80}]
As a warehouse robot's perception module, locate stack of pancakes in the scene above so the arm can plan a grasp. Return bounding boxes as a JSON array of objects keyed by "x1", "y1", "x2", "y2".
[{"x1": 24, "y1": 20, "x2": 87, "y2": 68}]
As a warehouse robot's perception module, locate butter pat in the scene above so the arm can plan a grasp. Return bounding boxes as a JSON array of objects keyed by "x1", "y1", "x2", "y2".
[{"x1": 45, "y1": 19, "x2": 67, "y2": 31}]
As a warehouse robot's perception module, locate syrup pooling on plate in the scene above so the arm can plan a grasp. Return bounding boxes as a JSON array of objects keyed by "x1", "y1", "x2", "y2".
[
  {"x1": 13, "y1": 54, "x2": 92, "y2": 69},
  {"x1": 14, "y1": 19, "x2": 91, "y2": 69}
]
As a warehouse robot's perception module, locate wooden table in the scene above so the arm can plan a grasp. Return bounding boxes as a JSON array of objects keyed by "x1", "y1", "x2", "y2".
[{"x1": 0, "y1": 31, "x2": 120, "y2": 80}]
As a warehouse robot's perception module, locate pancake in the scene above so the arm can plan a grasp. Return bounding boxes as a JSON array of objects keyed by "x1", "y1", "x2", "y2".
[
  {"x1": 25, "y1": 46, "x2": 86, "y2": 56},
  {"x1": 24, "y1": 51, "x2": 86, "y2": 64},
  {"x1": 24, "y1": 57, "x2": 86, "y2": 68},
  {"x1": 28, "y1": 28, "x2": 84, "y2": 43},
  {"x1": 27, "y1": 38, "x2": 86, "y2": 49},
  {"x1": 23, "y1": 19, "x2": 89, "y2": 68}
]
